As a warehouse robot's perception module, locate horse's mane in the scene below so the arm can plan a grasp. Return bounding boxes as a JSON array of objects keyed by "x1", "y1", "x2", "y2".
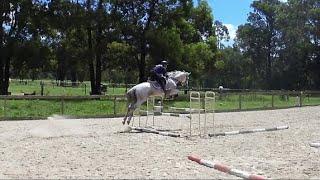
[{"x1": 167, "y1": 70, "x2": 184, "y2": 76}]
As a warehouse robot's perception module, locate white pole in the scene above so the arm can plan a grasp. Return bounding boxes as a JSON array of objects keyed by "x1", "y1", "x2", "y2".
[
  {"x1": 145, "y1": 97, "x2": 149, "y2": 126},
  {"x1": 205, "y1": 91, "x2": 215, "y2": 136},
  {"x1": 190, "y1": 91, "x2": 201, "y2": 137}
]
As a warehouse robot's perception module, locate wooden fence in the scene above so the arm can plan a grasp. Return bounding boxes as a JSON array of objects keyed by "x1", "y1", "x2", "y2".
[{"x1": 0, "y1": 90, "x2": 320, "y2": 120}]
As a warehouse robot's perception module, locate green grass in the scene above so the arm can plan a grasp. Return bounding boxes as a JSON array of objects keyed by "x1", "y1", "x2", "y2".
[
  {"x1": 8, "y1": 80, "x2": 128, "y2": 96},
  {"x1": 302, "y1": 95, "x2": 320, "y2": 106},
  {"x1": 9, "y1": 80, "x2": 88, "y2": 96},
  {"x1": 0, "y1": 99, "x2": 129, "y2": 119},
  {"x1": 2, "y1": 80, "x2": 320, "y2": 119},
  {"x1": 1, "y1": 99, "x2": 61, "y2": 118},
  {"x1": 1, "y1": 94, "x2": 320, "y2": 120}
]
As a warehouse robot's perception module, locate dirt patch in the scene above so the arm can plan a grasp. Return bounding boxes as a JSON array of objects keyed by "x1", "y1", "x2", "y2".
[{"x1": 0, "y1": 106, "x2": 319, "y2": 179}]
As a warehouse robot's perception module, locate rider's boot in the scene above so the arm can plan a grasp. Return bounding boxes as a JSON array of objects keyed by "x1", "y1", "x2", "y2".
[
  {"x1": 163, "y1": 89, "x2": 169, "y2": 97},
  {"x1": 160, "y1": 84, "x2": 168, "y2": 97}
]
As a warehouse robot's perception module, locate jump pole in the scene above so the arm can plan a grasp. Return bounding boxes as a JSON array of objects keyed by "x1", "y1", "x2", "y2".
[
  {"x1": 205, "y1": 91, "x2": 215, "y2": 136},
  {"x1": 152, "y1": 96, "x2": 163, "y2": 126},
  {"x1": 208, "y1": 126, "x2": 289, "y2": 137},
  {"x1": 309, "y1": 142, "x2": 320, "y2": 148},
  {"x1": 160, "y1": 112, "x2": 191, "y2": 118},
  {"x1": 169, "y1": 107, "x2": 205, "y2": 113},
  {"x1": 190, "y1": 91, "x2": 201, "y2": 137},
  {"x1": 131, "y1": 126, "x2": 180, "y2": 137},
  {"x1": 137, "y1": 97, "x2": 149, "y2": 127},
  {"x1": 137, "y1": 96, "x2": 156, "y2": 127},
  {"x1": 188, "y1": 155, "x2": 266, "y2": 180}
]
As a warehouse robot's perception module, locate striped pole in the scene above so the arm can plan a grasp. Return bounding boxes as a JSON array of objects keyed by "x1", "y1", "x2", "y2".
[
  {"x1": 169, "y1": 107, "x2": 205, "y2": 113},
  {"x1": 309, "y1": 142, "x2": 320, "y2": 148},
  {"x1": 160, "y1": 112, "x2": 191, "y2": 119},
  {"x1": 205, "y1": 91, "x2": 215, "y2": 136},
  {"x1": 190, "y1": 91, "x2": 201, "y2": 137},
  {"x1": 131, "y1": 127, "x2": 180, "y2": 137},
  {"x1": 152, "y1": 96, "x2": 163, "y2": 127},
  {"x1": 188, "y1": 155, "x2": 266, "y2": 180},
  {"x1": 208, "y1": 125, "x2": 289, "y2": 137}
]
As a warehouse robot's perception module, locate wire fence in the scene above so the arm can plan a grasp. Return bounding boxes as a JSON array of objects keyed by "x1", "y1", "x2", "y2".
[
  {"x1": 8, "y1": 79, "x2": 137, "y2": 96},
  {"x1": 1, "y1": 90, "x2": 320, "y2": 120}
]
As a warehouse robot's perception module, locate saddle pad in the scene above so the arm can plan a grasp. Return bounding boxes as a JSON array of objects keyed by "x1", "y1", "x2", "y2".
[{"x1": 149, "y1": 81, "x2": 163, "y2": 90}]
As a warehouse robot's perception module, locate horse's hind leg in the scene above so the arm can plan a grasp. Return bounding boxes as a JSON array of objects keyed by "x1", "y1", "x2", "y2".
[
  {"x1": 126, "y1": 104, "x2": 137, "y2": 125},
  {"x1": 123, "y1": 89, "x2": 137, "y2": 125},
  {"x1": 127, "y1": 98, "x2": 146, "y2": 125},
  {"x1": 123, "y1": 103, "x2": 133, "y2": 125},
  {"x1": 123, "y1": 109, "x2": 127, "y2": 125}
]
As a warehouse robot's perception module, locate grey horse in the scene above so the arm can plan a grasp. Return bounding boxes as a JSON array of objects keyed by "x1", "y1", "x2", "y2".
[{"x1": 123, "y1": 70, "x2": 190, "y2": 125}]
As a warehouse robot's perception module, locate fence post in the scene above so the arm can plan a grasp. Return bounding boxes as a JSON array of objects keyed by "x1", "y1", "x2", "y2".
[
  {"x1": 299, "y1": 91, "x2": 303, "y2": 107},
  {"x1": 3, "y1": 98, "x2": 7, "y2": 120},
  {"x1": 113, "y1": 97, "x2": 116, "y2": 116},
  {"x1": 271, "y1": 93, "x2": 274, "y2": 108},
  {"x1": 61, "y1": 97, "x2": 65, "y2": 115},
  {"x1": 84, "y1": 84, "x2": 87, "y2": 95},
  {"x1": 40, "y1": 81, "x2": 44, "y2": 96},
  {"x1": 239, "y1": 94, "x2": 242, "y2": 110}
]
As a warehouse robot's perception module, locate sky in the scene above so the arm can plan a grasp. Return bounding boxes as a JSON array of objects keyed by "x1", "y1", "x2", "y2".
[
  {"x1": 206, "y1": 0, "x2": 287, "y2": 46},
  {"x1": 208, "y1": 0, "x2": 253, "y2": 45}
]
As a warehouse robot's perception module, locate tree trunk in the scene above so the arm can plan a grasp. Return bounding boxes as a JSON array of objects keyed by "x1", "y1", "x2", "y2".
[
  {"x1": 70, "y1": 68, "x2": 77, "y2": 87},
  {"x1": 57, "y1": 57, "x2": 66, "y2": 86},
  {"x1": 86, "y1": 0, "x2": 97, "y2": 95},
  {"x1": 0, "y1": 18, "x2": 5, "y2": 95},
  {"x1": 94, "y1": 0, "x2": 103, "y2": 94},
  {"x1": 266, "y1": 16, "x2": 275, "y2": 90},
  {"x1": 0, "y1": 55, "x2": 10, "y2": 95},
  {"x1": 0, "y1": 59, "x2": 4, "y2": 95},
  {"x1": 87, "y1": 27, "x2": 96, "y2": 94},
  {"x1": 138, "y1": 39, "x2": 147, "y2": 83},
  {"x1": 137, "y1": 0, "x2": 157, "y2": 83},
  {"x1": 266, "y1": 52, "x2": 272, "y2": 89},
  {"x1": 95, "y1": 37, "x2": 102, "y2": 94},
  {"x1": 3, "y1": 56, "x2": 10, "y2": 94},
  {"x1": 0, "y1": 40, "x2": 10, "y2": 95}
]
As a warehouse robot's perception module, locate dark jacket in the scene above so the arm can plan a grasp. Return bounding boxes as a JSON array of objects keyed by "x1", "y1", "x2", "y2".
[{"x1": 152, "y1": 64, "x2": 167, "y2": 76}]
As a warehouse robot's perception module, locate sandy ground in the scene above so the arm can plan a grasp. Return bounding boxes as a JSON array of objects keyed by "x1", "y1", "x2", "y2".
[{"x1": 0, "y1": 106, "x2": 319, "y2": 179}]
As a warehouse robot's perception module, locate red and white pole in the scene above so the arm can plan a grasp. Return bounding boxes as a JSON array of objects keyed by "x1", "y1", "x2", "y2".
[{"x1": 188, "y1": 155, "x2": 266, "y2": 180}]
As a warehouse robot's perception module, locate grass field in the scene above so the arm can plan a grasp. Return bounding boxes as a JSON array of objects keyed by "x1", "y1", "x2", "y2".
[
  {"x1": 8, "y1": 80, "x2": 128, "y2": 96},
  {"x1": 1, "y1": 79, "x2": 320, "y2": 119}
]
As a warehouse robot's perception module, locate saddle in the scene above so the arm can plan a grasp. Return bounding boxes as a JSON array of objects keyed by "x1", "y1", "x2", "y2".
[{"x1": 148, "y1": 80, "x2": 165, "y2": 90}]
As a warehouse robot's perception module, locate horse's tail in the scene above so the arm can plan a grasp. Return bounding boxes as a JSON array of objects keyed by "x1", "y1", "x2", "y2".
[{"x1": 126, "y1": 88, "x2": 137, "y2": 104}]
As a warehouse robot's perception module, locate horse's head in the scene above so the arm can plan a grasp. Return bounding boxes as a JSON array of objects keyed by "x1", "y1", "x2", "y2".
[{"x1": 167, "y1": 70, "x2": 191, "y2": 86}]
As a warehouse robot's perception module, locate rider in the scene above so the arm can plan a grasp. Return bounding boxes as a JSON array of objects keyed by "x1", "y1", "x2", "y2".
[{"x1": 150, "y1": 60, "x2": 168, "y2": 95}]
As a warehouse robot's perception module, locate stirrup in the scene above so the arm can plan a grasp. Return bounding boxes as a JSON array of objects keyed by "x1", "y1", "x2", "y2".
[{"x1": 163, "y1": 89, "x2": 168, "y2": 96}]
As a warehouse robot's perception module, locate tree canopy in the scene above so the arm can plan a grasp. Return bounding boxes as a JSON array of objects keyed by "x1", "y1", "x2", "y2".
[{"x1": 0, "y1": 0, "x2": 319, "y2": 95}]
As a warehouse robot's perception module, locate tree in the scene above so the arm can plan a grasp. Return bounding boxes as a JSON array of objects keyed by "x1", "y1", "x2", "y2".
[
  {"x1": 214, "y1": 20, "x2": 229, "y2": 49},
  {"x1": 192, "y1": 0, "x2": 215, "y2": 40},
  {"x1": 84, "y1": 0, "x2": 116, "y2": 94},
  {"x1": 276, "y1": 0, "x2": 320, "y2": 89},
  {"x1": 0, "y1": 0, "x2": 50, "y2": 95},
  {"x1": 115, "y1": 0, "x2": 194, "y2": 82},
  {"x1": 48, "y1": 0, "x2": 87, "y2": 85},
  {"x1": 104, "y1": 42, "x2": 135, "y2": 84},
  {"x1": 216, "y1": 46, "x2": 252, "y2": 88},
  {"x1": 148, "y1": 27, "x2": 184, "y2": 70},
  {"x1": 237, "y1": 0, "x2": 281, "y2": 89}
]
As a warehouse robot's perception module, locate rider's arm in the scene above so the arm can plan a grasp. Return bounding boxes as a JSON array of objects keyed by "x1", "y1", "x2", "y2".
[{"x1": 163, "y1": 67, "x2": 168, "y2": 77}]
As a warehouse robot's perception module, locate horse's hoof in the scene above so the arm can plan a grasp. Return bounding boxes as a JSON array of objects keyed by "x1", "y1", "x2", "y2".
[
  {"x1": 122, "y1": 121, "x2": 125, "y2": 125},
  {"x1": 127, "y1": 121, "x2": 130, "y2": 125}
]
